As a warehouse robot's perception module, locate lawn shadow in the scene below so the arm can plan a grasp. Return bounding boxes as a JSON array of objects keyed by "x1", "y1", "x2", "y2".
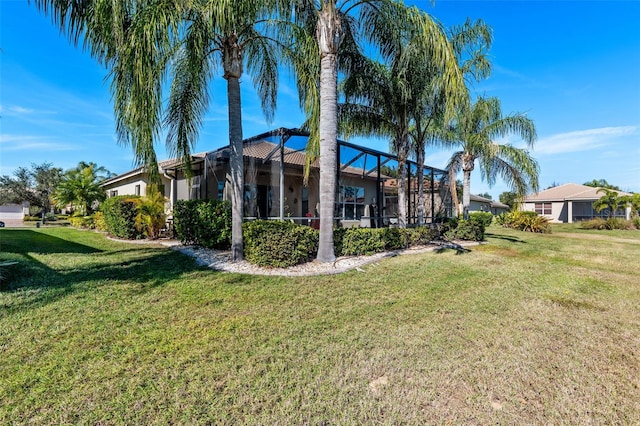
[
  {"x1": 485, "y1": 232, "x2": 527, "y2": 243},
  {"x1": 433, "y1": 241, "x2": 472, "y2": 255},
  {"x1": 0, "y1": 247, "x2": 206, "y2": 316},
  {"x1": 0, "y1": 229, "x2": 103, "y2": 254}
]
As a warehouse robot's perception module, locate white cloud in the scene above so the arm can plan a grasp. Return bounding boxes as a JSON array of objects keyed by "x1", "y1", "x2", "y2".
[
  {"x1": 533, "y1": 126, "x2": 639, "y2": 155},
  {"x1": 0, "y1": 134, "x2": 75, "y2": 152}
]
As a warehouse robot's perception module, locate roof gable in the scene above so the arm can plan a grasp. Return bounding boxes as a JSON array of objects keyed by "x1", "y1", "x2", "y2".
[{"x1": 524, "y1": 183, "x2": 632, "y2": 201}]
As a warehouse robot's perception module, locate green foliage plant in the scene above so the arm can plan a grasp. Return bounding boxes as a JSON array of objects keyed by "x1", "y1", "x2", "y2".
[
  {"x1": 100, "y1": 195, "x2": 144, "y2": 239},
  {"x1": 243, "y1": 221, "x2": 318, "y2": 268},
  {"x1": 174, "y1": 200, "x2": 232, "y2": 249},
  {"x1": 340, "y1": 229, "x2": 386, "y2": 256},
  {"x1": 497, "y1": 210, "x2": 551, "y2": 234},
  {"x1": 445, "y1": 219, "x2": 485, "y2": 241},
  {"x1": 68, "y1": 216, "x2": 95, "y2": 229},
  {"x1": 468, "y1": 211, "x2": 493, "y2": 227},
  {"x1": 134, "y1": 188, "x2": 167, "y2": 240}
]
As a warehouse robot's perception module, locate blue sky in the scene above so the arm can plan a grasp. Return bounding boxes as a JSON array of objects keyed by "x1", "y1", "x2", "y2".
[{"x1": 1, "y1": 0, "x2": 639, "y2": 197}]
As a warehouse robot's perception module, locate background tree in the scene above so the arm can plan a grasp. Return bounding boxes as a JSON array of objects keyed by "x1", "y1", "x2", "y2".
[
  {"x1": 499, "y1": 191, "x2": 519, "y2": 211},
  {"x1": 0, "y1": 163, "x2": 62, "y2": 215},
  {"x1": 477, "y1": 192, "x2": 492, "y2": 200},
  {"x1": 446, "y1": 96, "x2": 539, "y2": 219},
  {"x1": 583, "y1": 179, "x2": 621, "y2": 191},
  {"x1": 593, "y1": 188, "x2": 626, "y2": 218},
  {"x1": 53, "y1": 162, "x2": 110, "y2": 216}
]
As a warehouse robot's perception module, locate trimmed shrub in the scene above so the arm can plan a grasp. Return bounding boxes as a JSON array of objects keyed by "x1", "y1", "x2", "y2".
[
  {"x1": 100, "y1": 195, "x2": 144, "y2": 239},
  {"x1": 174, "y1": 199, "x2": 232, "y2": 249},
  {"x1": 243, "y1": 220, "x2": 318, "y2": 267},
  {"x1": 380, "y1": 227, "x2": 408, "y2": 251},
  {"x1": 580, "y1": 218, "x2": 637, "y2": 231},
  {"x1": 633, "y1": 217, "x2": 640, "y2": 229},
  {"x1": 469, "y1": 211, "x2": 493, "y2": 227},
  {"x1": 445, "y1": 219, "x2": 485, "y2": 241},
  {"x1": 406, "y1": 226, "x2": 440, "y2": 246},
  {"x1": 340, "y1": 228, "x2": 385, "y2": 256},
  {"x1": 93, "y1": 211, "x2": 107, "y2": 232},
  {"x1": 68, "y1": 216, "x2": 95, "y2": 229}
]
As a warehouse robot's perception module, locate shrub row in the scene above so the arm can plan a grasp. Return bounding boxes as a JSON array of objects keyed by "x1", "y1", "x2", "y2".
[
  {"x1": 580, "y1": 217, "x2": 640, "y2": 230},
  {"x1": 243, "y1": 220, "x2": 319, "y2": 267},
  {"x1": 174, "y1": 200, "x2": 232, "y2": 249},
  {"x1": 496, "y1": 210, "x2": 551, "y2": 234}
]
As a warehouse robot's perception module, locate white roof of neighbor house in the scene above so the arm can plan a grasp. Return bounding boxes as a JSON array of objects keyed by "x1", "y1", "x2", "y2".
[{"x1": 524, "y1": 183, "x2": 631, "y2": 202}]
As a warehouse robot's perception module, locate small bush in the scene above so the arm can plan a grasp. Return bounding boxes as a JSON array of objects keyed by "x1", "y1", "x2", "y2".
[
  {"x1": 633, "y1": 217, "x2": 640, "y2": 229},
  {"x1": 23, "y1": 216, "x2": 41, "y2": 222},
  {"x1": 243, "y1": 220, "x2": 318, "y2": 267},
  {"x1": 469, "y1": 212, "x2": 493, "y2": 227},
  {"x1": 340, "y1": 228, "x2": 385, "y2": 256},
  {"x1": 45, "y1": 213, "x2": 57, "y2": 222},
  {"x1": 406, "y1": 226, "x2": 440, "y2": 245},
  {"x1": 445, "y1": 219, "x2": 485, "y2": 241},
  {"x1": 498, "y1": 211, "x2": 551, "y2": 234},
  {"x1": 93, "y1": 211, "x2": 107, "y2": 232},
  {"x1": 174, "y1": 200, "x2": 232, "y2": 249},
  {"x1": 380, "y1": 227, "x2": 408, "y2": 251},
  {"x1": 100, "y1": 195, "x2": 144, "y2": 239},
  {"x1": 68, "y1": 216, "x2": 95, "y2": 229}
]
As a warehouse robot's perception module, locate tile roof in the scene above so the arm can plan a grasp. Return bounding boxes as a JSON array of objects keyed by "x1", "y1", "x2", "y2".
[{"x1": 524, "y1": 183, "x2": 631, "y2": 201}]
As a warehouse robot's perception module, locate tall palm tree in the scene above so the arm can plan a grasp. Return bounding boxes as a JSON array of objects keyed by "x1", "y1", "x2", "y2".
[
  {"x1": 337, "y1": 4, "x2": 464, "y2": 228},
  {"x1": 446, "y1": 96, "x2": 539, "y2": 218},
  {"x1": 410, "y1": 19, "x2": 492, "y2": 224},
  {"x1": 34, "y1": 0, "x2": 284, "y2": 260}
]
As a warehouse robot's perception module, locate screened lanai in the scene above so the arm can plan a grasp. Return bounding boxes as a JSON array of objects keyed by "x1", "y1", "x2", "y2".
[{"x1": 197, "y1": 127, "x2": 454, "y2": 227}]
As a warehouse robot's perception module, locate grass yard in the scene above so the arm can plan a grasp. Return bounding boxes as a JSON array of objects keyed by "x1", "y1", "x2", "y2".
[{"x1": 1, "y1": 225, "x2": 639, "y2": 424}]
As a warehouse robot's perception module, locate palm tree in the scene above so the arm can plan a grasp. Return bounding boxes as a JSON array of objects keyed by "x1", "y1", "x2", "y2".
[
  {"x1": 446, "y1": 96, "x2": 539, "y2": 219},
  {"x1": 593, "y1": 188, "x2": 626, "y2": 218},
  {"x1": 332, "y1": 3, "x2": 464, "y2": 230},
  {"x1": 53, "y1": 162, "x2": 108, "y2": 216},
  {"x1": 411, "y1": 19, "x2": 492, "y2": 224},
  {"x1": 34, "y1": 0, "x2": 284, "y2": 260}
]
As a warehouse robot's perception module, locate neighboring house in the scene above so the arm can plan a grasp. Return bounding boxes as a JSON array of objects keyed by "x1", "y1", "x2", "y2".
[
  {"x1": 0, "y1": 202, "x2": 29, "y2": 226},
  {"x1": 464, "y1": 194, "x2": 509, "y2": 215},
  {"x1": 522, "y1": 183, "x2": 632, "y2": 223},
  {"x1": 101, "y1": 128, "x2": 454, "y2": 227}
]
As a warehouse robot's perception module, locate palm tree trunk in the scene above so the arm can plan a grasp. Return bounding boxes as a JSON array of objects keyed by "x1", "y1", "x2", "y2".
[
  {"x1": 315, "y1": 4, "x2": 343, "y2": 263},
  {"x1": 462, "y1": 168, "x2": 472, "y2": 220},
  {"x1": 416, "y1": 147, "x2": 425, "y2": 226},
  {"x1": 396, "y1": 135, "x2": 409, "y2": 228},
  {"x1": 228, "y1": 76, "x2": 244, "y2": 260},
  {"x1": 316, "y1": 52, "x2": 338, "y2": 262}
]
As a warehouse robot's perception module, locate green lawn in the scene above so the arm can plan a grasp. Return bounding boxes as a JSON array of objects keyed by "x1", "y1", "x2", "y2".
[{"x1": 1, "y1": 225, "x2": 639, "y2": 424}]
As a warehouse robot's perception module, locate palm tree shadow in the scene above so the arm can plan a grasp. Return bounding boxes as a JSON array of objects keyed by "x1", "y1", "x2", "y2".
[
  {"x1": 433, "y1": 241, "x2": 472, "y2": 255},
  {"x1": 485, "y1": 232, "x2": 527, "y2": 243},
  {"x1": 0, "y1": 248, "x2": 207, "y2": 316}
]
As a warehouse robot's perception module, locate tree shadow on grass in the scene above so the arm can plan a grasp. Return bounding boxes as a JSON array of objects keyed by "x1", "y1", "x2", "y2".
[
  {"x1": 433, "y1": 242, "x2": 472, "y2": 255},
  {"x1": 485, "y1": 232, "x2": 527, "y2": 243},
  {"x1": 0, "y1": 246, "x2": 208, "y2": 317},
  {"x1": 0, "y1": 229, "x2": 104, "y2": 254}
]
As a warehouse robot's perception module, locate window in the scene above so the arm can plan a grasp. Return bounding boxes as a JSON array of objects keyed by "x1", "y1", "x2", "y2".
[
  {"x1": 535, "y1": 202, "x2": 552, "y2": 215},
  {"x1": 134, "y1": 185, "x2": 141, "y2": 196},
  {"x1": 109, "y1": 190, "x2": 118, "y2": 197},
  {"x1": 217, "y1": 181, "x2": 225, "y2": 200},
  {"x1": 340, "y1": 186, "x2": 365, "y2": 219}
]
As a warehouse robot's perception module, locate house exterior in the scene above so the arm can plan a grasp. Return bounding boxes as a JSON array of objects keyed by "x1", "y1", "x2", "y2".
[
  {"x1": 465, "y1": 194, "x2": 509, "y2": 215},
  {"x1": 101, "y1": 128, "x2": 454, "y2": 227},
  {"x1": 0, "y1": 202, "x2": 29, "y2": 226},
  {"x1": 522, "y1": 183, "x2": 632, "y2": 223}
]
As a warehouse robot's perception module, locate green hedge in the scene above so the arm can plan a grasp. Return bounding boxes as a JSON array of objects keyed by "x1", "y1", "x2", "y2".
[
  {"x1": 243, "y1": 220, "x2": 318, "y2": 267},
  {"x1": 334, "y1": 226, "x2": 441, "y2": 257},
  {"x1": 469, "y1": 211, "x2": 493, "y2": 227},
  {"x1": 174, "y1": 200, "x2": 232, "y2": 249},
  {"x1": 100, "y1": 195, "x2": 144, "y2": 239},
  {"x1": 68, "y1": 216, "x2": 95, "y2": 229},
  {"x1": 445, "y1": 219, "x2": 485, "y2": 241}
]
